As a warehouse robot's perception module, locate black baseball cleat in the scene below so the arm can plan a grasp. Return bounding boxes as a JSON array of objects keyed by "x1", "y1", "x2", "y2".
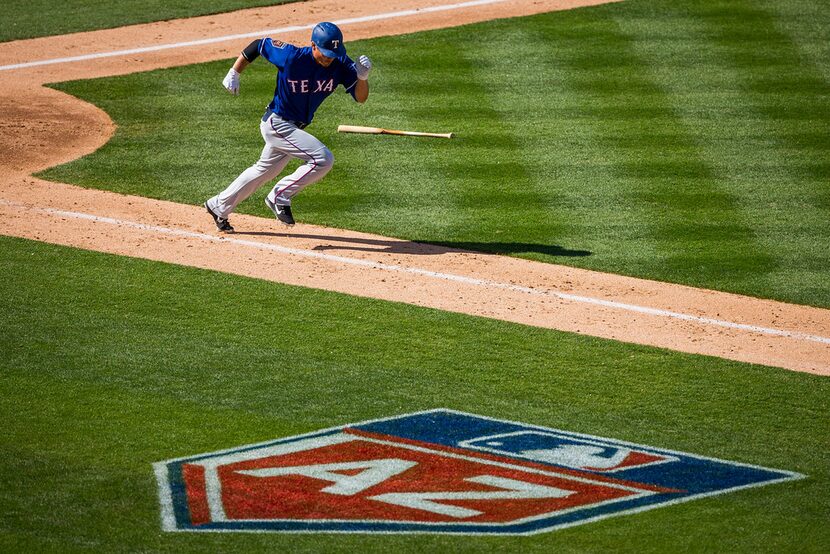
[
  {"x1": 204, "y1": 201, "x2": 234, "y2": 233},
  {"x1": 265, "y1": 197, "x2": 295, "y2": 226}
]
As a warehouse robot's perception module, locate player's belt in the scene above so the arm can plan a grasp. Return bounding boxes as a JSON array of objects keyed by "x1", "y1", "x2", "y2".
[{"x1": 262, "y1": 108, "x2": 307, "y2": 129}]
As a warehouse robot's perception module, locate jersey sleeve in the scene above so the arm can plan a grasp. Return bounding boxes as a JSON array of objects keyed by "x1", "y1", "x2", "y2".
[
  {"x1": 340, "y1": 56, "x2": 360, "y2": 99},
  {"x1": 259, "y1": 38, "x2": 294, "y2": 69},
  {"x1": 241, "y1": 40, "x2": 261, "y2": 62}
]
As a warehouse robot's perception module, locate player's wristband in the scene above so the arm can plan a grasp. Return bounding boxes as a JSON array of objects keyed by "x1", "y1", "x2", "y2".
[{"x1": 241, "y1": 39, "x2": 262, "y2": 62}]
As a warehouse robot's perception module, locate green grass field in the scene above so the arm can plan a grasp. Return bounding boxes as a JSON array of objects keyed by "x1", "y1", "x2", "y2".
[
  {"x1": 2, "y1": 235, "x2": 828, "y2": 552},
  {"x1": 0, "y1": 0, "x2": 299, "y2": 43},
  {"x1": 4, "y1": 0, "x2": 830, "y2": 551}
]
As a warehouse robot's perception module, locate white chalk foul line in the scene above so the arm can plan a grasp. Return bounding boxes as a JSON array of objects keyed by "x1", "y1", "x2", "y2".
[
  {"x1": 8, "y1": 200, "x2": 828, "y2": 346},
  {"x1": 0, "y1": 0, "x2": 510, "y2": 71}
]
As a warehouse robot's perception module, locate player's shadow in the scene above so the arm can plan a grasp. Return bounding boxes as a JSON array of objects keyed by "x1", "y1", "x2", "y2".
[
  {"x1": 234, "y1": 231, "x2": 591, "y2": 258},
  {"x1": 431, "y1": 241, "x2": 591, "y2": 258}
]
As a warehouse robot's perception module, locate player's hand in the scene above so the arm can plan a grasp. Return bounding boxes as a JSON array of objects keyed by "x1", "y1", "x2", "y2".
[
  {"x1": 355, "y1": 55, "x2": 372, "y2": 81},
  {"x1": 223, "y1": 68, "x2": 240, "y2": 95}
]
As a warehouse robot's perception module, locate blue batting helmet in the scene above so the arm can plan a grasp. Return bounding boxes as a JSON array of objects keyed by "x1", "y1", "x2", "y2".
[{"x1": 311, "y1": 22, "x2": 346, "y2": 58}]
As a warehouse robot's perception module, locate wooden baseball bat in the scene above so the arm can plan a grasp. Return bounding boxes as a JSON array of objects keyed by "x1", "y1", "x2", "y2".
[{"x1": 338, "y1": 124, "x2": 453, "y2": 139}]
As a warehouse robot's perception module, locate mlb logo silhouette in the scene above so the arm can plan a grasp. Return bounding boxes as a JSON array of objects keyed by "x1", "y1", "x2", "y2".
[
  {"x1": 155, "y1": 410, "x2": 802, "y2": 535},
  {"x1": 459, "y1": 431, "x2": 678, "y2": 472}
]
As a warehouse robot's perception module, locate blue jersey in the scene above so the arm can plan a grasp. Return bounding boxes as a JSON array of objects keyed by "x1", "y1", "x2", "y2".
[{"x1": 258, "y1": 38, "x2": 359, "y2": 125}]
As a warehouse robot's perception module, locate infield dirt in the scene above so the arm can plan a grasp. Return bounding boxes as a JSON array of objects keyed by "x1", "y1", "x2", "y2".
[{"x1": 1, "y1": 0, "x2": 828, "y2": 375}]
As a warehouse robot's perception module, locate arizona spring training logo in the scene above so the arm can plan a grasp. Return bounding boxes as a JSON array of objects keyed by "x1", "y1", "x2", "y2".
[{"x1": 154, "y1": 410, "x2": 803, "y2": 535}]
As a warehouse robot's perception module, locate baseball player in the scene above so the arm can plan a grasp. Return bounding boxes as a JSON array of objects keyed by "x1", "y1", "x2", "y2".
[{"x1": 205, "y1": 22, "x2": 372, "y2": 231}]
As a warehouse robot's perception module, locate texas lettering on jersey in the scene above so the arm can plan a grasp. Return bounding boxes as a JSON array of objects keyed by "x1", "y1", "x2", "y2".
[{"x1": 286, "y1": 79, "x2": 336, "y2": 94}]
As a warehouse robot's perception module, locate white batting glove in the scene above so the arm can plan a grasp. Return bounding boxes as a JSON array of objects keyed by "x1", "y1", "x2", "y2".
[
  {"x1": 355, "y1": 55, "x2": 372, "y2": 80},
  {"x1": 222, "y1": 67, "x2": 240, "y2": 95}
]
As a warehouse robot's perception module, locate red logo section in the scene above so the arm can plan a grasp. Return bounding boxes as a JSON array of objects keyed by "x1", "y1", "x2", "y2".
[{"x1": 181, "y1": 431, "x2": 655, "y2": 526}]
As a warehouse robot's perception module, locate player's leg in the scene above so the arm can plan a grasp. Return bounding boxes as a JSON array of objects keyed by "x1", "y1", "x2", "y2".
[
  {"x1": 208, "y1": 146, "x2": 290, "y2": 218},
  {"x1": 206, "y1": 120, "x2": 291, "y2": 219},
  {"x1": 263, "y1": 119, "x2": 334, "y2": 207}
]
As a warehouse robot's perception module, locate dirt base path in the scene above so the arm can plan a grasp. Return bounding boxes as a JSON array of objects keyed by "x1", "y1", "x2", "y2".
[{"x1": 1, "y1": 0, "x2": 828, "y2": 376}]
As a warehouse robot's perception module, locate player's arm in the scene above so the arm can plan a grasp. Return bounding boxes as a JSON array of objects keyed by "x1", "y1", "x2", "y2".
[
  {"x1": 222, "y1": 40, "x2": 260, "y2": 95},
  {"x1": 222, "y1": 39, "x2": 283, "y2": 95},
  {"x1": 351, "y1": 55, "x2": 372, "y2": 104},
  {"x1": 354, "y1": 77, "x2": 369, "y2": 104}
]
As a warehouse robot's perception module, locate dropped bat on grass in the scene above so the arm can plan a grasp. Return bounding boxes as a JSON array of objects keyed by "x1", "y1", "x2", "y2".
[{"x1": 338, "y1": 125, "x2": 453, "y2": 139}]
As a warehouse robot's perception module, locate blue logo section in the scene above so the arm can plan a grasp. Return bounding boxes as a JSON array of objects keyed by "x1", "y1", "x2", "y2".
[
  {"x1": 155, "y1": 409, "x2": 803, "y2": 535},
  {"x1": 358, "y1": 410, "x2": 802, "y2": 515}
]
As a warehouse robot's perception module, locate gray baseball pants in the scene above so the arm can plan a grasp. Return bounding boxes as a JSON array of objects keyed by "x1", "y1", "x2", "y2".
[{"x1": 206, "y1": 113, "x2": 334, "y2": 218}]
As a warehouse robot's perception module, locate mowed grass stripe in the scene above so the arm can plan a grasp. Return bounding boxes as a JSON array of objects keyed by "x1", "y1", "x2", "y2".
[
  {"x1": 474, "y1": 18, "x2": 667, "y2": 271},
  {"x1": 702, "y1": 0, "x2": 830, "y2": 185},
  {"x1": 608, "y1": 3, "x2": 797, "y2": 297},
  {"x1": 537, "y1": 7, "x2": 775, "y2": 284},
  {"x1": 614, "y1": 0, "x2": 830, "y2": 305},
  {"x1": 454, "y1": 24, "x2": 588, "y2": 258},
  {"x1": 440, "y1": 33, "x2": 569, "y2": 248},
  {"x1": 761, "y1": 0, "x2": 830, "y2": 86},
  {"x1": 698, "y1": 0, "x2": 830, "y2": 304}
]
